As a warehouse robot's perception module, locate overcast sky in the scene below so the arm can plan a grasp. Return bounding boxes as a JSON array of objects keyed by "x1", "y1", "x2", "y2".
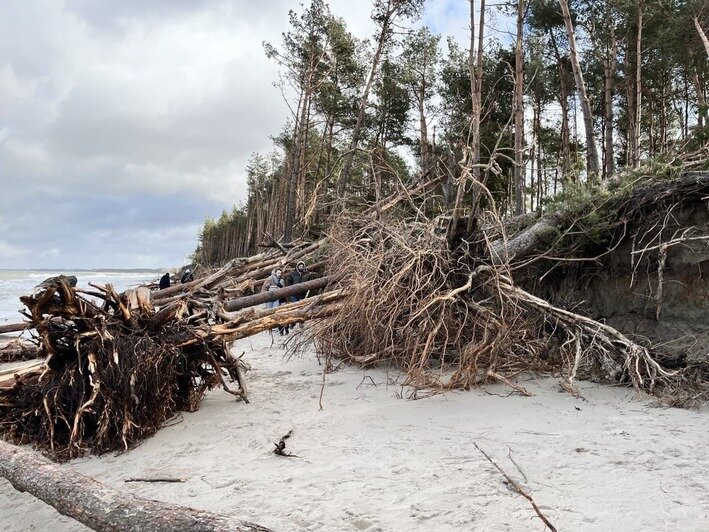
[{"x1": 0, "y1": 0, "x2": 511, "y2": 270}]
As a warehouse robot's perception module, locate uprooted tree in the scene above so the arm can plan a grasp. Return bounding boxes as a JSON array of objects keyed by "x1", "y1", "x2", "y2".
[{"x1": 1, "y1": 170, "x2": 707, "y2": 463}]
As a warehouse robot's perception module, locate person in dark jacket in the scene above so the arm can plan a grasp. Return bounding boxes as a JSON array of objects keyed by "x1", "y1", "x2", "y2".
[
  {"x1": 261, "y1": 268, "x2": 289, "y2": 335},
  {"x1": 285, "y1": 261, "x2": 309, "y2": 303},
  {"x1": 159, "y1": 272, "x2": 171, "y2": 290},
  {"x1": 180, "y1": 268, "x2": 194, "y2": 283}
]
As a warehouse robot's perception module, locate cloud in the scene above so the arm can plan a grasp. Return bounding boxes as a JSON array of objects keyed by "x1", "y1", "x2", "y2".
[
  {"x1": 0, "y1": 240, "x2": 29, "y2": 259},
  {"x1": 0, "y1": 0, "x2": 504, "y2": 269}
]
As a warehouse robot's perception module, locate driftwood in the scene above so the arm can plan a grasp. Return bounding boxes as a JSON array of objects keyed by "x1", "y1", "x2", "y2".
[
  {"x1": 0, "y1": 440, "x2": 269, "y2": 532},
  {"x1": 0, "y1": 322, "x2": 28, "y2": 335}
]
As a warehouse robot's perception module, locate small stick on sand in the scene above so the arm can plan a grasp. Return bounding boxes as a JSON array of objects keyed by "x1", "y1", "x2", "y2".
[
  {"x1": 474, "y1": 442, "x2": 557, "y2": 532},
  {"x1": 125, "y1": 478, "x2": 185, "y2": 483}
]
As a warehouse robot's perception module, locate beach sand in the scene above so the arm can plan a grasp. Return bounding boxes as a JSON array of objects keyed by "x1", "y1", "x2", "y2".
[{"x1": 1, "y1": 332, "x2": 707, "y2": 531}]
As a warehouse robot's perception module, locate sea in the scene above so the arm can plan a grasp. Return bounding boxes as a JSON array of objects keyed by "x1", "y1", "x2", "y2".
[{"x1": 0, "y1": 269, "x2": 162, "y2": 326}]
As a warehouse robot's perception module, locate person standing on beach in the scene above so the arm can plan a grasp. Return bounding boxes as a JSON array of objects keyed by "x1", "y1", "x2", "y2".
[
  {"x1": 159, "y1": 272, "x2": 171, "y2": 289},
  {"x1": 261, "y1": 268, "x2": 289, "y2": 335},
  {"x1": 180, "y1": 269, "x2": 194, "y2": 283},
  {"x1": 285, "y1": 261, "x2": 310, "y2": 303}
]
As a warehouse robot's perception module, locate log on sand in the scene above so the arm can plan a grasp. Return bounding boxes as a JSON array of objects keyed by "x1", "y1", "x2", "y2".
[
  {"x1": 0, "y1": 440, "x2": 270, "y2": 532},
  {"x1": 0, "y1": 322, "x2": 29, "y2": 335}
]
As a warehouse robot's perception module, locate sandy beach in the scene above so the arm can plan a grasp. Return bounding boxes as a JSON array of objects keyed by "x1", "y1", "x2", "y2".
[{"x1": 1, "y1": 331, "x2": 707, "y2": 531}]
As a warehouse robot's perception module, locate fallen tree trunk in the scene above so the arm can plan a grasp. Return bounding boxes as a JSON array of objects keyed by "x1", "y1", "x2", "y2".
[
  {"x1": 0, "y1": 322, "x2": 29, "y2": 335},
  {"x1": 489, "y1": 171, "x2": 709, "y2": 264},
  {"x1": 0, "y1": 440, "x2": 270, "y2": 532},
  {"x1": 0, "y1": 341, "x2": 39, "y2": 363},
  {"x1": 223, "y1": 276, "x2": 334, "y2": 312},
  {"x1": 180, "y1": 290, "x2": 346, "y2": 347}
]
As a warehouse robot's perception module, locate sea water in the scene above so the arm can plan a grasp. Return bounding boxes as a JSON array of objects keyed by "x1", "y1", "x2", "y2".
[{"x1": 0, "y1": 269, "x2": 161, "y2": 325}]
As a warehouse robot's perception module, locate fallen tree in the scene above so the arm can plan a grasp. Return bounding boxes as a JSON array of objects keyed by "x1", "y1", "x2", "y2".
[
  {"x1": 0, "y1": 440, "x2": 269, "y2": 531},
  {"x1": 0, "y1": 171, "x2": 705, "y2": 463},
  {"x1": 305, "y1": 171, "x2": 708, "y2": 404},
  {"x1": 0, "y1": 270, "x2": 335, "y2": 458},
  {"x1": 0, "y1": 322, "x2": 29, "y2": 335}
]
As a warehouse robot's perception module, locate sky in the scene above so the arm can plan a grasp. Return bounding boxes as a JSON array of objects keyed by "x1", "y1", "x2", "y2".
[{"x1": 0, "y1": 0, "x2": 511, "y2": 269}]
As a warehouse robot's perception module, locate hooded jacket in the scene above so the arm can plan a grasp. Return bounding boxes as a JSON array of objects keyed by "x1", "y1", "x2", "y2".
[
  {"x1": 286, "y1": 261, "x2": 309, "y2": 286},
  {"x1": 261, "y1": 270, "x2": 284, "y2": 292}
]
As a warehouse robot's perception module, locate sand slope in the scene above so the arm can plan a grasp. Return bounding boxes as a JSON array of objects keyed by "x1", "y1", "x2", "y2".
[{"x1": 1, "y1": 332, "x2": 707, "y2": 531}]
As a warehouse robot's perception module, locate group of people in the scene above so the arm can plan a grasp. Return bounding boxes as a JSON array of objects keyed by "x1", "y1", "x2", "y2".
[
  {"x1": 158, "y1": 269, "x2": 194, "y2": 290},
  {"x1": 261, "y1": 261, "x2": 309, "y2": 335}
]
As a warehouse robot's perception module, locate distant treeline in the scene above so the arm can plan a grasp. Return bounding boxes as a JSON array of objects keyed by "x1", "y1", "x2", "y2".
[{"x1": 194, "y1": 0, "x2": 709, "y2": 266}]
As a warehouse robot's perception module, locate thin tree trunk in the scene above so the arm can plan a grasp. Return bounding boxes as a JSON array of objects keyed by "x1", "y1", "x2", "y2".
[
  {"x1": 603, "y1": 20, "x2": 616, "y2": 182},
  {"x1": 336, "y1": 5, "x2": 393, "y2": 197},
  {"x1": 464, "y1": 0, "x2": 486, "y2": 234},
  {"x1": 514, "y1": 0, "x2": 525, "y2": 214},
  {"x1": 634, "y1": 4, "x2": 643, "y2": 166},
  {"x1": 695, "y1": 17, "x2": 709, "y2": 59},
  {"x1": 693, "y1": 69, "x2": 707, "y2": 131},
  {"x1": 549, "y1": 30, "x2": 572, "y2": 183},
  {"x1": 559, "y1": 0, "x2": 600, "y2": 182},
  {"x1": 417, "y1": 86, "x2": 430, "y2": 177}
]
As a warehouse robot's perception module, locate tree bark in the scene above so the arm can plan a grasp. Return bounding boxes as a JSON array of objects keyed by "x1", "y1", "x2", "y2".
[
  {"x1": 224, "y1": 276, "x2": 334, "y2": 312},
  {"x1": 549, "y1": 30, "x2": 572, "y2": 182},
  {"x1": 514, "y1": 0, "x2": 525, "y2": 215},
  {"x1": 559, "y1": 0, "x2": 600, "y2": 182},
  {"x1": 210, "y1": 291, "x2": 345, "y2": 341},
  {"x1": 603, "y1": 18, "x2": 616, "y2": 182},
  {"x1": 468, "y1": 0, "x2": 486, "y2": 222},
  {"x1": 695, "y1": 17, "x2": 709, "y2": 59},
  {"x1": 0, "y1": 440, "x2": 269, "y2": 532},
  {"x1": 0, "y1": 322, "x2": 29, "y2": 334},
  {"x1": 633, "y1": 3, "x2": 643, "y2": 167}
]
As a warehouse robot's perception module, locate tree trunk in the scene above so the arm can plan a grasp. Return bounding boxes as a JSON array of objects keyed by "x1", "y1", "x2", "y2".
[
  {"x1": 693, "y1": 69, "x2": 707, "y2": 132},
  {"x1": 624, "y1": 33, "x2": 636, "y2": 166},
  {"x1": 559, "y1": 0, "x2": 600, "y2": 182},
  {"x1": 336, "y1": 8, "x2": 392, "y2": 197},
  {"x1": 603, "y1": 20, "x2": 616, "y2": 182},
  {"x1": 633, "y1": 4, "x2": 643, "y2": 167},
  {"x1": 223, "y1": 276, "x2": 334, "y2": 312},
  {"x1": 285, "y1": 86, "x2": 311, "y2": 243},
  {"x1": 0, "y1": 440, "x2": 269, "y2": 532},
  {"x1": 0, "y1": 322, "x2": 28, "y2": 334},
  {"x1": 417, "y1": 86, "x2": 430, "y2": 177},
  {"x1": 549, "y1": 30, "x2": 572, "y2": 183},
  {"x1": 490, "y1": 171, "x2": 709, "y2": 263},
  {"x1": 462, "y1": 0, "x2": 486, "y2": 234},
  {"x1": 514, "y1": 0, "x2": 525, "y2": 215},
  {"x1": 695, "y1": 17, "x2": 709, "y2": 59},
  {"x1": 208, "y1": 291, "x2": 345, "y2": 341}
]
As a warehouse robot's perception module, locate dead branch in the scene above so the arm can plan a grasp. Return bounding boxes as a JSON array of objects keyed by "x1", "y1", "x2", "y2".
[{"x1": 473, "y1": 442, "x2": 557, "y2": 532}]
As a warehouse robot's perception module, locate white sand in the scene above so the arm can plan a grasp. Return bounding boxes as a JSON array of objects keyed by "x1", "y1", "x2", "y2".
[{"x1": 1, "y1": 332, "x2": 707, "y2": 531}]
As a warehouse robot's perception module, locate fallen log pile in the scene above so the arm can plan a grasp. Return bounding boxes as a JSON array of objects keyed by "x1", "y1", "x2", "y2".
[
  {"x1": 0, "y1": 243, "x2": 335, "y2": 459},
  {"x1": 0, "y1": 172, "x2": 706, "y2": 464}
]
